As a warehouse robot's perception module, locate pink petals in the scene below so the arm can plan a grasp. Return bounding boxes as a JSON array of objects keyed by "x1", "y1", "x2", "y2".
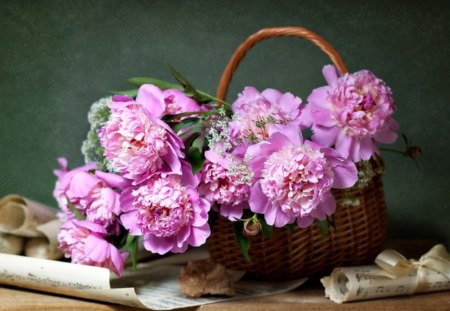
[
  {"x1": 58, "y1": 220, "x2": 128, "y2": 276},
  {"x1": 247, "y1": 128, "x2": 357, "y2": 228},
  {"x1": 121, "y1": 169, "x2": 210, "y2": 255},
  {"x1": 54, "y1": 62, "x2": 399, "y2": 274},
  {"x1": 305, "y1": 65, "x2": 398, "y2": 161},
  {"x1": 98, "y1": 91, "x2": 184, "y2": 184}
]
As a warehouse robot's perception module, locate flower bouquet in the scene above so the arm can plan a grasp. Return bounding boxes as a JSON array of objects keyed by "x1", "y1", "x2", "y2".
[{"x1": 53, "y1": 27, "x2": 411, "y2": 280}]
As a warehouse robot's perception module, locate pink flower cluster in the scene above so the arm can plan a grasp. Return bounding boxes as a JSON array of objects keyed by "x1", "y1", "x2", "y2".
[
  {"x1": 54, "y1": 64, "x2": 399, "y2": 273},
  {"x1": 199, "y1": 84, "x2": 360, "y2": 227},
  {"x1": 228, "y1": 87, "x2": 303, "y2": 145},
  {"x1": 54, "y1": 158, "x2": 128, "y2": 275},
  {"x1": 54, "y1": 84, "x2": 208, "y2": 275},
  {"x1": 302, "y1": 65, "x2": 398, "y2": 161}
]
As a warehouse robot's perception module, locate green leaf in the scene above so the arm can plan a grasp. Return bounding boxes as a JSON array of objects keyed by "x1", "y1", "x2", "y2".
[
  {"x1": 192, "y1": 135, "x2": 204, "y2": 151},
  {"x1": 257, "y1": 215, "x2": 273, "y2": 239},
  {"x1": 187, "y1": 148, "x2": 204, "y2": 174},
  {"x1": 316, "y1": 219, "x2": 329, "y2": 238},
  {"x1": 126, "y1": 235, "x2": 139, "y2": 270},
  {"x1": 111, "y1": 89, "x2": 138, "y2": 97},
  {"x1": 167, "y1": 64, "x2": 229, "y2": 106},
  {"x1": 233, "y1": 221, "x2": 252, "y2": 262},
  {"x1": 167, "y1": 64, "x2": 197, "y2": 94},
  {"x1": 128, "y1": 77, "x2": 182, "y2": 90},
  {"x1": 66, "y1": 198, "x2": 85, "y2": 221},
  {"x1": 179, "y1": 123, "x2": 202, "y2": 140},
  {"x1": 172, "y1": 117, "x2": 200, "y2": 133}
]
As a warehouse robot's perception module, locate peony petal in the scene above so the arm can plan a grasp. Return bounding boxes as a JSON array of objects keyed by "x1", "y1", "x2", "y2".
[
  {"x1": 176, "y1": 225, "x2": 191, "y2": 246},
  {"x1": 75, "y1": 220, "x2": 108, "y2": 235},
  {"x1": 101, "y1": 187, "x2": 121, "y2": 215},
  {"x1": 95, "y1": 171, "x2": 129, "y2": 189},
  {"x1": 322, "y1": 65, "x2": 340, "y2": 85},
  {"x1": 309, "y1": 106, "x2": 334, "y2": 127},
  {"x1": 84, "y1": 234, "x2": 108, "y2": 262},
  {"x1": 220, "y1": 202, "x2": 245, "y2": 220},
  {"x1": 249, "y1": 182, "x2": 270, "y2": 214},
  {"x1": 268, "y1": 125, "x2": 302, "y2": 146},
  {"x1": 274, "y1": 210, "x2": 293, "y2": 227},
  {"x1": 335, "y1": 131, "x2": 352, "y2": 159},
  {"x1": 374, "y1": 119, "x2": 399, "y2": 144},
  {"x1": 276, "y1": 92, "x2": 302, "y2": 117},
  {"x1": 56, "y1": 162, "x2": 97, "y2": 190},
  {"x1": 187, "y1": 224, "x2": 211, "y2": 247},
  {"x1": 143, "y1": 234, "x2": 176, "y2": 255},
  {"x1": 297, "y1": 215, "x2": 315, "y2": 228},
  {"x1": 312, "y1": 125, "x2": 340, "y2": 146},
  {"x1": 165, "y1": 143, "x2": 182, "y2": 175},
  {"x1": 112, "y1": 95, "x2": 133, "y2": 103},
  {"x1": 181, "y1": 161, "x2": 199, "y2": 187},
  {"x1": 68, "y1": 172, "x2": 100, "y2": 198},
  {"x1": 350, "y1": 139, "x2": 361, "y2": 162},
  {"x1": 136, "y1": 84, "x2": 166, "y2": 118},
  {"x1": 120, "y1": 211, "x2": 142, "y2": 235},
  {"x1": 331, "y1": 160, "x2": 358, "y2": 189},
  {"x1": 119, "y1": 187, "x2": 134, "y2": 212},
  {"x1": 307, "y1": 86, "x2": 330, "y2": 109},
  {"x1": 263, "y1": 203, "x2": 279, "y2": 226},
  {"x1": 108, "y1": 245, "x2": 128, "y2": 276},
  {"x1": 261, "y1": 88, "x2": 282, "y2": 103},
  {"x1": 233, "y1": 87, "x2": 261, "y2": 112},
  {"x1": 318, "y1": 194, "x2": 336, "y2": 216},
  {"x1": 359, "y1": 137, "x2": 376, "y2": 160},
  {"x1": 163, "y1": 89, "x2": 200, "y2": 113}
]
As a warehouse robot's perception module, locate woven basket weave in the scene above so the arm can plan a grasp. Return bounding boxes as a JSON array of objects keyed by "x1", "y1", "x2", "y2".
[{"x1": 207, "y1": 27, "x2": 388, "y2": 281}]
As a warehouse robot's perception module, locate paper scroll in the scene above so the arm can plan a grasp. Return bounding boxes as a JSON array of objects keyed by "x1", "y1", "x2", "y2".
[
  {"x1": 0, "y1": 195, "x2": 62, "y2": 259},
  {"x1": 0, "y1": 233, "x2": 24, "y2": 255},
  {"x1": 0, "y1": 250, "x2": 307, "y2": 310},
  {"x1": 321, "y1": 244, "x2": 450, "y2": 303},
  {"x1": 0, "y1": 195, "x2": 56, "y2": 237}
]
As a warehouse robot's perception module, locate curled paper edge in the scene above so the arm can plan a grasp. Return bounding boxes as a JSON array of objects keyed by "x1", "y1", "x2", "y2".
[
  {"x1": 24, "y1": 219, "x2": 63, "y2": 260},
  {"x1": 321, "y1": 244, "x2": 450, "y2": 303},
  {"x1": 0, "y1": 233, "x2": 25, "y2": 255},
  {"x1": 0, "y1": 194, "x2": 57, "y2": 237}
]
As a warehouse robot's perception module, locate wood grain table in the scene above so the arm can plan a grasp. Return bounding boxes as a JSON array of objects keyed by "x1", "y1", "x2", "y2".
[{"x1": 1, "y1": 280, "x2": 449, "y2": 311}]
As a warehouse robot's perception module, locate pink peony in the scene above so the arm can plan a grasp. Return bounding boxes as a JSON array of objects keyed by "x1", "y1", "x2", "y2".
[
  {"x1": 98, "y1": 85, "x2": 184, "y2": 183},
  {"x1": 303, "y1": 65, "x2": 398, "y2": 161},
  {"x1": 120, "y1": 162, "x2": 210, "y2": 255},
  {"x1": 198, "y1": 150, "x2": 251, "y2": 220},
  {"x1": 162, "y1": 89, "x2": 201, "y2": 116},
  {"x1": 228, "y1": 87, "x2": 304, "y2": 145},
  {"x1": 247, "y1": 125, "x2": 358, "y2": 228},
  {"x1": 58, "y1": 220, "x2": 128, "y2": 276},
  {"x1": 53, "y1": 158, "x2": 97, "y2": 221},
  {"x1": 67, "y1": 171, "x2": 126, "y2": 232},
  {"x1": 53, "y1": 158, "x2": 127, "y2": 232}
]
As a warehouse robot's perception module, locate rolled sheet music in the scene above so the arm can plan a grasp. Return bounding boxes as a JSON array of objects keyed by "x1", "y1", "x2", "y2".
[
  {"x1": 0, "y1": 194, "x2": 56, "y2": 237},
  {"x1": 321, "y1": 244, "x2": 450, "y2": 303},
  {"x1": 24, "y1": 219, "x2": 63, "y2": 260},
  {"x1": 0, "y1": 233, "x2": 24, "y2": 255},
  {"x1": 0, "y1": 195, "x2": 63, "y2": 259}
]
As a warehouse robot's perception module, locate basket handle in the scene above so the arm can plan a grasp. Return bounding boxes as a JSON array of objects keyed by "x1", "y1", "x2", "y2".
[{"x1": 216, "y1": 26, "x2": 348, "y2": 101}]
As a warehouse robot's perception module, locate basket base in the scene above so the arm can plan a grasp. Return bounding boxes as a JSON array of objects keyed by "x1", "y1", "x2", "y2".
[{"x1": 208, "y1": 171, "x2": 387, "y2": 281}]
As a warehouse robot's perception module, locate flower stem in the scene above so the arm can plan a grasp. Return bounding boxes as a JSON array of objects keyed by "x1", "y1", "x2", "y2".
[{"x1": 379, "y1": 147, "x2": 405, "y2": 155}]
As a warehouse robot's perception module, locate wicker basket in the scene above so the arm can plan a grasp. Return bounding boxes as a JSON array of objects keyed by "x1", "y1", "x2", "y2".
[{"x1": 207, "y1": 27, "x2": 388, "y2": 281}]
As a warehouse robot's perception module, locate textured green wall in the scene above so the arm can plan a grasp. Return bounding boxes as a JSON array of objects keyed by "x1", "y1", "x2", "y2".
[{"x1": 1, "y1": 0, "x2": 449, "y2": 246}]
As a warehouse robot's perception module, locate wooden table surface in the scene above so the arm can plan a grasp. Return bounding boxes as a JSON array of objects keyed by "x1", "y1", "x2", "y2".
[{"x1": 1, "y1": 280, "x2": 449, "y2": 311}]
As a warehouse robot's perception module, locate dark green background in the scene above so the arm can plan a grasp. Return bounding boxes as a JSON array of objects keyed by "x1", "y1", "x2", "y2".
[{"x1": 1, "y1": 1, "x2": 449, "y2": 246}]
